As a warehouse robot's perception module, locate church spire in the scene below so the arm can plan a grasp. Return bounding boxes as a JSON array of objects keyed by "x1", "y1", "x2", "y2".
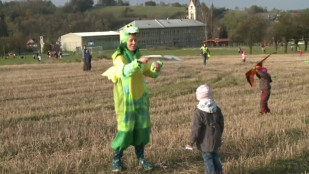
[{"x1": 188, "y1": 0, "x2": 200, "y2": 20}]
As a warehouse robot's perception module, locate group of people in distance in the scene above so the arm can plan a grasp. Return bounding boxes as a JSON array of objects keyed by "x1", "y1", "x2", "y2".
[{"x1": 102, "y1": 25, "x2": 272, "y2": 173}]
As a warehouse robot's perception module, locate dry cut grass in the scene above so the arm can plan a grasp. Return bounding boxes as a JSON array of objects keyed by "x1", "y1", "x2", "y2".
[{"x1": 0, "y1": 54, "x2": 308, "y2": 174}]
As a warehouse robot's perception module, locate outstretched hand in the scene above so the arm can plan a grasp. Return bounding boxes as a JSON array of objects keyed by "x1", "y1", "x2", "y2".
[
  {"x1": 152, "y1": 62, "x2": 161, "y2": 72},
  {"x1": 138, "y1": 57, "x2": 149, "y2": 64},
  {"x1": 255, "y1": 65, "x2": 262, "y2": 70}
]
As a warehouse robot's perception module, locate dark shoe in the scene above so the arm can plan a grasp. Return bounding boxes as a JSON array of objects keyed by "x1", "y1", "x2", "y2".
[
  {"x1": 112, "y1": 150, "x2": 123, "y2": 172},
  {"x1": 139, "y1": 159, "x2": 153, "y2": 171},
  {"x1": 135, "y1": 145, "x2": 153, "y2": 170},
  {"x1": 112, "y1": 159, "x2": 122, "y2": 172}
]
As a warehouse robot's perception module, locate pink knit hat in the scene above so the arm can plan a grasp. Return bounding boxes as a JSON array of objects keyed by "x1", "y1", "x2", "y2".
[
  {"x1": 260, "y1": 67, "x2": 267, "y2": 72},
  {"x1": 196, "y1": 84, "x2": 212, "y2": 100}
]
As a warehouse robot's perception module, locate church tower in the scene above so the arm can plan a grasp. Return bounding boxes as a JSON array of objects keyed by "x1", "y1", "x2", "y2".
[{"x1": 188, "y1": 0, "x2": 200, "y2": 20}]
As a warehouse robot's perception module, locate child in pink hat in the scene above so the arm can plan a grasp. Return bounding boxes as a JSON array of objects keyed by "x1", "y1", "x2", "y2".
[
  {"x1": 186, "y1": 84, "x2": 224, "y2": 174},
  {"x1": 242, "y1": 50, "x2": 246, "y2": 62}
]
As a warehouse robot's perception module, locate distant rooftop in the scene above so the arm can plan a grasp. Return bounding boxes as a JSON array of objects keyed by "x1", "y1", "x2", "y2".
[
  {"x1": 72, "y1": 31, "x2": 120, "y2": 37},
  {"x1": 125, "y1": 19, "x2": 205, "y2": 29}
]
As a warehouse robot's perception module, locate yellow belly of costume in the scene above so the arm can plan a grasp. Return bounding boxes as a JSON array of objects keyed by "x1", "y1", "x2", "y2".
[{"x1": 130, "y1": 70, "x2": 144, "y2": 100}]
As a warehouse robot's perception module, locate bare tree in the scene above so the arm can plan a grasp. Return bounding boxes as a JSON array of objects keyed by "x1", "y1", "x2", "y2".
[
  {"x1": 199, "y1": 3, "x2": 209, "y2": 40},
  {"x1": 9, "y1": 32, "x2": 27, "y2": 55},
  {"x1": 299, "y1": 9, "x2": 309, "y2": 52},
  {"x1": 273, "y1": 12, "x2": 296, "y2": 53},
  {"x1": 222, "y1": 10, "x2": 246, "y2": 44},
  {"x1": 236, "y1": 14, "x2": 266, "y2": 54}
]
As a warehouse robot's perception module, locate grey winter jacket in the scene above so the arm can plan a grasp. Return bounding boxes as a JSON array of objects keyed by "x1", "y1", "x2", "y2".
[
  {"x1": 257, "y1": 70, "x2": 272, "y2": 90},
  {"x1": 189, "y1": 101, "x2": 224, "y2": 152}
]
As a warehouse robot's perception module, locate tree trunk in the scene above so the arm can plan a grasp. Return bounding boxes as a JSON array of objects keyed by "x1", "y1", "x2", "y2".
[{"x1": 284, "y1": 42, "x2": 288, "y2": 53}]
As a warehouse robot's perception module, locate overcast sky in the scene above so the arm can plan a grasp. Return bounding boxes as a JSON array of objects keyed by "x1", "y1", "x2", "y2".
[{"x1": 1, "y1": 0, "x2": 308, "y2": 10}]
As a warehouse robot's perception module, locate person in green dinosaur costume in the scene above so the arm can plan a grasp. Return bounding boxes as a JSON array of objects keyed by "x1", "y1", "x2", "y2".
[{"x1": 102, "y1": 24, "x2": 163, "y2": 172}]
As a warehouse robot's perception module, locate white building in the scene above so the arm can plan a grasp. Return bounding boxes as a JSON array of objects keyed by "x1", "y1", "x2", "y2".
[
  {"x1": 60, "y1": 1, "x2": 206, "y2": 51},
  {"x1": 60, "y1": 31, "x2": 120, "y2": 52},
  {"x1": 122, "y1": 19, "x2": 205, "y2": 48}
]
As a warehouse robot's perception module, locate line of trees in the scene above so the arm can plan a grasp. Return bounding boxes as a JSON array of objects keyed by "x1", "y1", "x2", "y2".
[
  {"x1": 0, "y1": 0, "x2": 126, "y2": 56},
  {"x1": 0, "y1": 0, "x2": 188, "y2": 56},
  {"x1": 199, "y1": 4, "x2": 309, "y2": 53}
]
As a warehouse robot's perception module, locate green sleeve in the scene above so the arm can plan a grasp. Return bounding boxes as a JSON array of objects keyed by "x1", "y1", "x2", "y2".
[
  {"x1": 142, "y1": 60, "x2": 163, "y2": 78},
  {"x1": 123, "y1": 59, "x2": 141, "y2": 77}
]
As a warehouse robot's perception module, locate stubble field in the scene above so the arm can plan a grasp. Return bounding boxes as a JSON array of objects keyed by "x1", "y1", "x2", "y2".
[{"x1": 1, "y1": 53, "x2": 308, "y2": 174}]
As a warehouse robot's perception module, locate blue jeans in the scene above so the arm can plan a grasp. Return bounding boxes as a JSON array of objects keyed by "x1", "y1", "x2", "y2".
[
  {"x1": 202, "y1": 151, "x2": 223, "y2": 174},
  {"x1": 203, "y1": 54, "x2": 207, "y2": 65}
]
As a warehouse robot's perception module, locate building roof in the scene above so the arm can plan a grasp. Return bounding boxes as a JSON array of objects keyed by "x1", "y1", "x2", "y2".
[
  {"x1": 205, "y1": 38, "x2": 232, "y2": 44},
  {"x1": 70, "y1": 31, "x2": 120, "y2": 37},
  {"x1": 206, "y1": 38, "x2": 232, "y2": 42},
  {"x1": 190, "y1": 0, "x2": 199, "y2": 6},
  {"x1": 27, "y1": 39, "x2": 36, "y2": 44},
  {"x1": 126, "y1": 19, "x2": 205, "y2": 29}
]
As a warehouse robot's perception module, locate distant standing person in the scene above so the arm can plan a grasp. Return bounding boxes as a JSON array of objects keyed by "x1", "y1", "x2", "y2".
[
  {"x1": 186, "y1": 84, "x2": 224, "y2": 174},
  {"x1": 84, "y1": 50, "x2": 92, "y2": 71},
  {"x1": 256, "y1": 67, "x2": 272, "y2": 114},
  {"x1": 82, "y1": 45, "x2": 88, "y2": 71},
  {"x1": 38, "y1": 54, "x2": 42, "y2": 62},
  {"x1": 200, "y1": 42, "x2": 210, "y2": 66},
  {"x1": 290, "y1": 45, "x2": 294, "y2": 51},
  {"x1": 261, "y1": 44, "x2": 266, "y2": 53},
  {"x1": 55, "y1": 52, "x2": 59, "y2": 60},
  {"x1": 299, "y1": 50, "x2": 303, "y2": 56},
  {"x1": 238, "y1": 47, "x2": 242, "y2": 53},
  {"x1": 241, "y1": 50, "x2": 246, "y2": 62},
  {"x1": 49, "y1": 51, "x2": 53, "y2": 59}
]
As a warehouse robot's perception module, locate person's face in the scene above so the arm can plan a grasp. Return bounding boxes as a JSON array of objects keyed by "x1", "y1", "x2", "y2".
[{"x1": 127, "y1": 34, "x2": 137, "y2": 52}]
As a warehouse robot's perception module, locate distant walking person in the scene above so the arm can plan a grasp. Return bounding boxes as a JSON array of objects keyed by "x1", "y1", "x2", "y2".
[
  {"x1": 186, "y1": 84, "x2": 224, "y2": 174},
  {"x1": 256, "y1": 67, "x2": 272, "y2": 114},
  {"x1": 200, "y1": 42, "x2": 210, "y2": 66}
]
